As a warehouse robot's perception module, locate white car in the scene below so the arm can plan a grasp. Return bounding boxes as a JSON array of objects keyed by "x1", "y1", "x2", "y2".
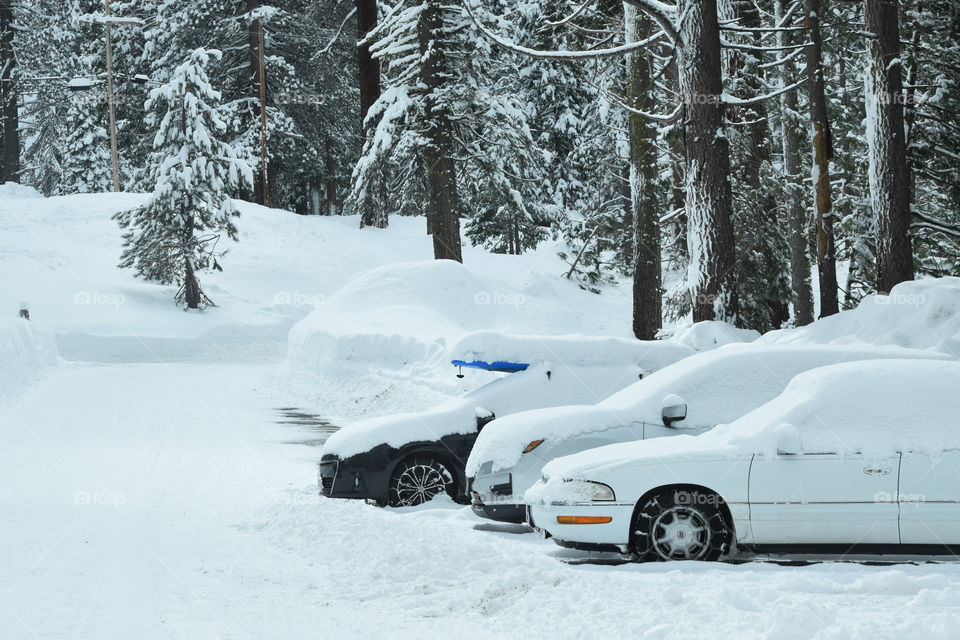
[
  {"x1": 467, "y1": 345, "x2": 948, "y2": 523},
  {"x1": 319, "y1": 336, "x2": 692, "y2": 507},
  {"x1": 526, "y1": 359, "x2": 960, "y2": 561}
]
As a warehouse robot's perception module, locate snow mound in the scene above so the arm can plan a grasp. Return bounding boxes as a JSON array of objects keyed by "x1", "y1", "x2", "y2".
[
  {"x1": 539, "y1": 359, "x2": 960, "y2": 481},
  {"x1": 0, "y1": 318, "x2": 58, "y2": 400},
  {"x1": 467, "y1": 343, "x2": 945, "y2": 475},
  {"x1": 662, "y1": 320, "x2": 760, "y2": 351},
  {"x1": 760, "y1": 278, "x2": 960, "y2": 357},
  {"x1": 450, "y1": 331, "x2": 693, "y2": 369},
  {"x1": 0, "y1": 183, "x2": 43, "y2": 199},
  {"x1": 288, "y1": 259, "x2": 637, "y2": 378}
]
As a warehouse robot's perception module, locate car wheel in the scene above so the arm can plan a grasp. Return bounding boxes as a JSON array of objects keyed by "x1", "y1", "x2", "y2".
[
  {"x1": 388, "y1": 456, "x2": 456, "y2": 507},
  {"x1": 631, "y1": 488, "x2": 731, "y2": 562}
]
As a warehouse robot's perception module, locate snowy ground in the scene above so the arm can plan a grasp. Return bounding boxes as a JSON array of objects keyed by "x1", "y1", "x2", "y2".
[{"x1": 3, "y1": 190, "x2": 960, "y2": 639}]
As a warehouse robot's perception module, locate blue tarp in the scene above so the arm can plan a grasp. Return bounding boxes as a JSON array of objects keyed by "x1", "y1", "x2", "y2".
[{"x1": 451, "y1": 359, "x2": 529, "y2": 373}]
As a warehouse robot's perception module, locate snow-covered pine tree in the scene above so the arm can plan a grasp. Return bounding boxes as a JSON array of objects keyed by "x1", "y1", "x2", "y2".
[
  {"x1": 61, "y1": 94, "x2": 114, "y2": 193},
  {"x1": 114, "y1": 48, "x2": 252, "y2": 309}
]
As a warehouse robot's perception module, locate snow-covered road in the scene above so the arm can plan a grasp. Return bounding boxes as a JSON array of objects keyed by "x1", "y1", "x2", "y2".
[{"x1": 3, "y1": 360, "x2": 960, "y2": 639}]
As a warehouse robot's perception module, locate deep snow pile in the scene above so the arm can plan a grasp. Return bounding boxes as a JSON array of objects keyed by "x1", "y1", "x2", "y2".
[
  {"x1": 760, "y1": 277, "x2": 960, "y2": 357},
  {"x1": 0, "y1": 318, "x2": 58, "y2": 400},
  {"x1": 534, "y1": 359, "x2": 960, "y2": 488},
  {"x1": 660, "y1": 319, "x2": 760, "y2": 350},
  {"x1": 466, "y1": 344, "x2": 947, "y2": 475}
]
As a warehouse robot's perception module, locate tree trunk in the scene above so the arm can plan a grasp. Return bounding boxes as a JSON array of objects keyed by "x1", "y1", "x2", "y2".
[
  {"x1": 419, "y1": 0, "x2": 462, "y2": 262},
  {"x1": 777, "y1": 0, "x2": 814, "y2": 326},
  {"x1": 677, "y1": 0, "x2": 738, "y2": 323},
  {"x1": 246, "y1": 0, "x2": 270, "y2": 206},
  {"x1": 325, "y1": 138, "x2": 337, "y2": 216},
  {"x1": 182, "y1": 208, "x2": 201, "y2": 309},
  {"x1": 625, "y1": 5, "x2": 661, "y2": 340},
  {"x1": 357, "y1": 0, "x2": 380, "y2": 125},
  {"x1": 865, "y1": 0, "x2": 914, "y2": 293},
  {"x1": 0, "y1": 0, "x2": 19, "y2": 184},
  {"x1": 803, "y1": 0, "x2": 840, "y2": 317},
  {"x1": 357, "y1": 0, "x2": 388, "y2": 229}
]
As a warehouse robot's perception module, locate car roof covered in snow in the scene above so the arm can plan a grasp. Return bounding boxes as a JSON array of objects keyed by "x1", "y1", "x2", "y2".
[
  {"x1": 539, "y1": 359, "x2": 960, "y2": 481},
  {"x1": 466, "y1": 343, "x2": 952, "y2": 475}
]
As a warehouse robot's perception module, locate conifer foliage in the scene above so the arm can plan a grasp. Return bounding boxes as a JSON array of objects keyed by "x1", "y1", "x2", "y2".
[{"x1": 114, "y1": 48, "x2": 252, "y2": 309}]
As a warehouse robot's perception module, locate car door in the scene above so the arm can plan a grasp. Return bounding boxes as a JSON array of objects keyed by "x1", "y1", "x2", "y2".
[
  {"x1": 748, "y1": 452, "x2": 901, "y2": 545},
  {"x1": 898, "y1": 449, "x2": 960, "y2": 545}
]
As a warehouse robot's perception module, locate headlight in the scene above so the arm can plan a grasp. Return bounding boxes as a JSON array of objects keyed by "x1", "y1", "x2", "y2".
[
  {"x1": 522, "y1": 439, "x2": 544, "y2": 454},
  {"x1": 564, "y1": 479, "x2": 616, "y2": 501}
]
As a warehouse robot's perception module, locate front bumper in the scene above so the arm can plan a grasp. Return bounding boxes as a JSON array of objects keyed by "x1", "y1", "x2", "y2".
[
  {"x1": 528, "y1": 501, "x2": 635, "y2": 547},
  {"x1": 469, "y1": 469, "x2": 526, "y2": 523}
]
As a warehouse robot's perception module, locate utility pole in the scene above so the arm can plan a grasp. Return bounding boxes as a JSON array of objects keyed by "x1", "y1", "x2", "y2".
[
  {"x1": 104, "y1": 0, "x2": 120, "y2": 192},
  {"x1": 257, "y1": 21, "x2": 269, "y2": 208}
]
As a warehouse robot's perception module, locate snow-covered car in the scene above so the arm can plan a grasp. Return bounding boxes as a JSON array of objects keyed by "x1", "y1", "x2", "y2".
[
  {"x1": 526, "y1": 359, "x2": 960, "y2": 561},
  {"x1": 468, "y1": 345, "x2": 951, "y2": 523},
  {"x1": 318, "y1": 337, "x2": 692, "y2": 507}
]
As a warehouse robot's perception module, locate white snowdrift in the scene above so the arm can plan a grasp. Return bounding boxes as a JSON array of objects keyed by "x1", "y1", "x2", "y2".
[
  {"x1": 661, "y1": 319, "x2": 760, "y2": 351},
  {"x1": 322, "y1": 338, "x2": 692, "y2": 459},
  {"x1": 538, "y1": 359, "x2": 960, "y2": 483},
  {"x1": 760, "y1": 277, "x2": 960, "y2": 357},
  {"x1": 468, "y1": 344, "x2": 949, "y2": 475},
  {"x1": 288, "y1": 259, "x2": 641, "y2": 378},
  {"x1": 0, "y1": 182, "x2": 43, "y2": 199},
  {"x1": 0, "y1": 318, "x2": 58, "y2": 400}
]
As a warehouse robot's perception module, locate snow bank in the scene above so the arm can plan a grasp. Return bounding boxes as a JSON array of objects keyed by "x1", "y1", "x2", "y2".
[
  {"x1": 0, "y1": 318, "x2": 58, "y2": 400},
  {"x1": 539, "y1": 359, "x2": 960, "y2": 481},
  {"x1": 0, "y1": 182, "x2": 43, "y2": 199},
  {"x1": 288, "y1": 259, "x2": 641, "y2": 379},
  {"x1": 469, "y1": 344, "x2": 948, "y2": 474},
  {"x1": 661, "y1": 319, "x2": 760, "y2": 351},
  {"x1": 450, "y1": 331, "x2": 693, "y2": 369},
  {"x1": 760, "y1": 277, "x2": 960, "y2": 357}
]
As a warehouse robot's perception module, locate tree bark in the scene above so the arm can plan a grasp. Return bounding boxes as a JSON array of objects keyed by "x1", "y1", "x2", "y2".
[
  {"x1": 0, "y1": 0, "x2": 19, "y2": 184},
  {"x1": 419, "y1": 0, "x2": 462, "y2": 262},
  {"x1": 777, "y1": 0, "x2": 814, "y2": 326},
  {"x1": 246, "y1": 0, "x2": 271, "y2": 206},
  {"x1": 865, "y1": 0, "x2": 914, "y2": 292},
  {"x1": 357, "y1": 0, "x2": 380, "y2": 125},
  {"x1": 803, "y1": 0, "x2": 840, "y2": 317},
  {"x1": 677, "y1": 0, "x2": 738, "y2": 323},
  {"x1": 625, "y1": 5, "x2": 661, "y2": 340},
  {"x1": 357, "y1": 0, "x2": 387, "y2": 228}
]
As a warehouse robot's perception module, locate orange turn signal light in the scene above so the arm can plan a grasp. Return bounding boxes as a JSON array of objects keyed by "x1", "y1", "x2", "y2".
[
  {"x1": 523, "y1": 439, "x2": 544, "y2": 453},
  {"x1": 556, "y1": 515, "x2": 612, "y2": 525}
]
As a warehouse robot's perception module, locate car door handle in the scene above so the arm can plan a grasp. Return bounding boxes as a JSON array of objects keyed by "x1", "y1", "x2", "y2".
[{"x1": 862, "y1": 466, "x2": 893, "y2": 476}]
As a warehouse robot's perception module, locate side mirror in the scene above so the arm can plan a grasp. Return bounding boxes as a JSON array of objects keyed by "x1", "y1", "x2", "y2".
[
  {"x1": 476, "y1": 407, "x2": 495, "y2": 432},
  {"x1": 661, "y1": 394, "x2": 687, "y2": 427},
  {"x1": 774, "y1": 424, "x2": 802, "y2": 456}
]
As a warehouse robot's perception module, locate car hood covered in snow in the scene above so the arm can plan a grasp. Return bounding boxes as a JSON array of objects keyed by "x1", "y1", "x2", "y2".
[
  {"x1": 468, "y1": 344, "x2": 951, "y2": 475},
  {"x1": 535, "y1": 359, "x2": 960, "y2": 485},
  {"x1": 321, "y1": 336, "x2": 693, "y2": 459}
]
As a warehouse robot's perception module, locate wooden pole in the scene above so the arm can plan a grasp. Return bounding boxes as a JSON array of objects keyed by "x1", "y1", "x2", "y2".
[
  {"x1": 258, "y1": 21, "x2": 269, "y2": 208},
  {"x1": 104, "y1": 0, "x2": 120, "y2": 192}
]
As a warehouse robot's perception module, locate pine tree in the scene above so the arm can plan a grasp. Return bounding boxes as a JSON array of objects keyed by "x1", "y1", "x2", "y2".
[{"x1": 114, "y1": 48, "x2": 252, "y2": 309}]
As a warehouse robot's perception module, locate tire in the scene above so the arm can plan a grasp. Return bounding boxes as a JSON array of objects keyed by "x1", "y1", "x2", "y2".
[
  {"x1": 388, "y1": 456, "x2": 457, "y2": 507},
  {"x1": 631, "y1": 488, "x2": 732, "y2": 562}
]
